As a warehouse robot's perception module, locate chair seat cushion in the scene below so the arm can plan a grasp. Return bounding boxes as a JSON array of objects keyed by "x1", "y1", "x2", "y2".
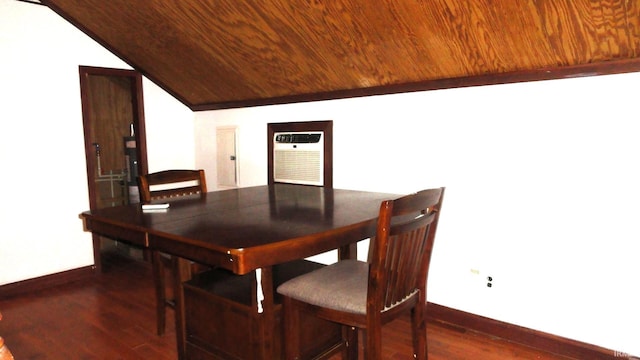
[{"x1": 276, "y1": 259, "x2": 368, "y2": 315}]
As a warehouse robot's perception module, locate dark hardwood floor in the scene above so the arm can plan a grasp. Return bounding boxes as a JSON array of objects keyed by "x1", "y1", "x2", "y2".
[{"x1": 0, "y1": 251, "x2": 576, "y2": 359}]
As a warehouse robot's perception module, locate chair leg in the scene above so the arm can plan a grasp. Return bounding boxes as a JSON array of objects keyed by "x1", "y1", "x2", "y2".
[
  {"x1": 411, "y1": 305, "x2": 428, "y2": 360},
  {"x1": 363, "y1": 325, "x2": 383, "y2": 360},
  {"x1": 151, "y1": 250, "x2": 166, "y2": 336},
  {"x1": 282, "y1": 296, "x2": 301, "y2": 360},
  {"x1": 363, "y1": 314, "x2": 384, "y2": 360},
  {"x1": 343, "y1": 326, "x2": 358, "y2": 359}
]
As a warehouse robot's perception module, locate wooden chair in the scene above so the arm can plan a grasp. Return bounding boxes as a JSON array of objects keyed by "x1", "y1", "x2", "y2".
[
  {"x1": 0, "y1": 312, "x2": 15, "y2": 360},
  {"x1": 277, "y1": 187, "x2": 445, "y2": 360},
  {"x1": 137, "y1": 169, "x2": 208, "y2": 335}
]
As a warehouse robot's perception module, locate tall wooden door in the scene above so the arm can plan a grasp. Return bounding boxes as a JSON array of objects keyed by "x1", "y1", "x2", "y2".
[
  {"x1": 216, "y1": 127, "x2": 238, "y2": 188},
  {"x1": 79, "y1": 66, "x2": 148, "y2": 271}
]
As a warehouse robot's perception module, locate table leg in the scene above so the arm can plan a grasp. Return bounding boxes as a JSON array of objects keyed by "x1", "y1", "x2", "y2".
[
  {"x1": 173, "y1": 257, "x2": 191, "y2": 360},
  {"x1": 338, "y1": 242, "x2": 358, "y2": 261},
  {"x1": 92, "y1": 234, "x2": 102, "y2": 273}
]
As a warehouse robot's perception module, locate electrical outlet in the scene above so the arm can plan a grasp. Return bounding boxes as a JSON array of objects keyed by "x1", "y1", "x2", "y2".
[{"x1": 470, "y1": 268, "x2": 494, "y2": 289}]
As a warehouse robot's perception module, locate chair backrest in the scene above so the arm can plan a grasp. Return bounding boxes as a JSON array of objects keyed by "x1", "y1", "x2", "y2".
[
  {"x1": 368, "y1": 187, "x2": 445, "y2": 315},
  {"x1": 138, "y1": 169, "x2": 207, "y2": 203}
]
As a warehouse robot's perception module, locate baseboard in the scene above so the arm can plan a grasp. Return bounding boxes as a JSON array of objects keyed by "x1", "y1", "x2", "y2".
[
  {"x1": 427, "y1": 302, "x2": 628, "y2": 360},
  {"x1": 0, "y1": 266, "x2": 95, "y2": 299},
  {"x1": 0, "y1": 269, "x2": 630, "y2": 359}
]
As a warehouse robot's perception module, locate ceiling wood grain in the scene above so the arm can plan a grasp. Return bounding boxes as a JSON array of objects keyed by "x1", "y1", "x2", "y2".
[{"x1": 42, "y1": 0, "x2": 640, "y2": 109}]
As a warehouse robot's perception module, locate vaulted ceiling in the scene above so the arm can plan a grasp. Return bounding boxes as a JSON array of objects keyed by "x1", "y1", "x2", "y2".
[{"x1": 42, "y1": 0, "x2": 640, "y2": 110}]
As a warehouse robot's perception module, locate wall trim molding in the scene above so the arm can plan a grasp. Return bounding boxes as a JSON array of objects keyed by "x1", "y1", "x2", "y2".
[
  {"x1": 0, "y1": 266, "x2": 94, "y2": 299},
  {"x1": 191, "y1": 58, "x2": 640, "y2": 110},
  {"x1": 427, "y1": 302, "x2": 623, "y2": 360}
]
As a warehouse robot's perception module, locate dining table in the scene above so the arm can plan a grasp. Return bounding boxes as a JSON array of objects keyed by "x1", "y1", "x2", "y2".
[{"x1": 80, "y1": 183, "x2": 398, "y2": 359}]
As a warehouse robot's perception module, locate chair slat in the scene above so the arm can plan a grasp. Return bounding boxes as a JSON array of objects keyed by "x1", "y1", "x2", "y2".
[{"x1": 138, "y1": 169, "x2": 207, "y2": 203}]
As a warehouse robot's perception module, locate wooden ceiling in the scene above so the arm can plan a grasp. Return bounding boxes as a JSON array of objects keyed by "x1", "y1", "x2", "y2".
[{"x1": 42, "y1": 0, "x2": 640, "y2": 110}]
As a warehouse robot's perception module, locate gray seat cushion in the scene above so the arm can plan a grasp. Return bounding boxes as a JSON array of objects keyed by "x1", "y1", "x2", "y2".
[{"x1": 277, "y1": 259, "x2": 369, "y2": 315}]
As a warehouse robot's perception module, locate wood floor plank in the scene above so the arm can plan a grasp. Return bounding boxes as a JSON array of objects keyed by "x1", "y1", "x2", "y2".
[{"x1": 0, "y1": 251, "x2": 576, "y2": 359}]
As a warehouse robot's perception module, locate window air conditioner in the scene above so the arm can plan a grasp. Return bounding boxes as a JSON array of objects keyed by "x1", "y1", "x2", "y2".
[{"x1": 273, "y1": 132, "x2": 324, "y2": 186}]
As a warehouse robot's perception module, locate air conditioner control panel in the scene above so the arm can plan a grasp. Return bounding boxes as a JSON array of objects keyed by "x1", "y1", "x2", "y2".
[{"x1": 275, "y1": 133, "x2": 322, "y2": 144}]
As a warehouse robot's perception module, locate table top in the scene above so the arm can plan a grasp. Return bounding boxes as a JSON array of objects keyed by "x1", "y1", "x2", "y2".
[{"x1": 82, "y1": 184, "x2": 398, "y2": 274}]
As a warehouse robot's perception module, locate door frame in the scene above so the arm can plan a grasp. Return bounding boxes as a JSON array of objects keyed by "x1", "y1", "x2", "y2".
[{"x1": 79, "y1": 66, "x2": 148, "y2": 271}]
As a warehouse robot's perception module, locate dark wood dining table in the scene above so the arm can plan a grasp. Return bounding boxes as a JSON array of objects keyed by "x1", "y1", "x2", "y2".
[{"x1": 80, "y1": 184, "x2": 397, "y2": 359}]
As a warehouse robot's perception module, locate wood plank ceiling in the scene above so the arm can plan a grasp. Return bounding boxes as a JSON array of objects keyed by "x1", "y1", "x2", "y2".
[{"x1": 42, "y1": 0, "x2": 640, "y2": 110}]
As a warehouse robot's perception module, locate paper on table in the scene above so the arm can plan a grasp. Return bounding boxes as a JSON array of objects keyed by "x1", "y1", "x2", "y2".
[
  {"x1": 142, "y1": 203, "x2": 170, "y2": 211},
  {"x1": 256, "y1": 268, "x2": 264, "y2": 313}
]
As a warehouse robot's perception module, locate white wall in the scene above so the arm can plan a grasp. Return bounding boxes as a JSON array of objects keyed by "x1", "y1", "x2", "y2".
[
  {"x1": 0, "y1": 1, "x2": 193, "y2": 285},
  {"x1": 195, "y1": 73, "x2": 640, "y2": 356}
]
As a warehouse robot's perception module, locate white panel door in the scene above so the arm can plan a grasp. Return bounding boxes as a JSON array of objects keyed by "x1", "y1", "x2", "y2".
[{"x1": 216, "y1": 127, "x2": 238, "y2": 188}]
